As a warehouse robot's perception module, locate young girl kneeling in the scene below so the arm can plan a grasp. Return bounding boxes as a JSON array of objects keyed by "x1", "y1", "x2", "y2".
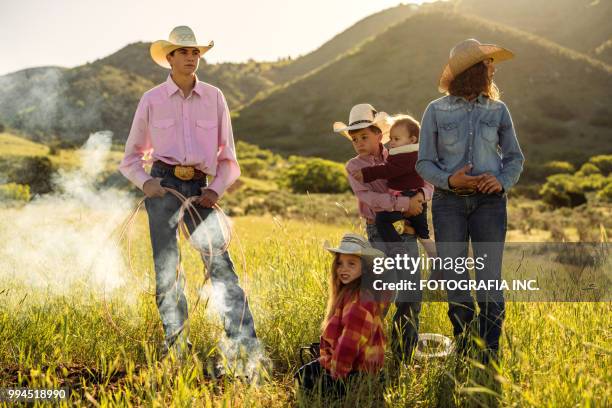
[{"x1": 295, "y1": 233, "x2": 389, "y2": 395}]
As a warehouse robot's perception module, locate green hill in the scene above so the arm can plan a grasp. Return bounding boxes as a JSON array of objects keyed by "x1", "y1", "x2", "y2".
[
  {"x1": 0, "y1": 64, "x2": 153, "y2": 143},
  {"x1": 0, "y1": 3, "x2": 432, "y2": 145},
  {"x1": 0, "y1": 1, "x2": 610, "y2": 163},
  {"x1": 94, "y1": 41, "x2": 277, "y2": 109},
  {"x1": 233, "y1": 10, "x2": 612, "y2": 166},
  {"x1": 264, "y1": 3, "x2": 419, "y2": 84},
  {"x1": 455, "y1": 0, "x2": 612, "y2": 64}
]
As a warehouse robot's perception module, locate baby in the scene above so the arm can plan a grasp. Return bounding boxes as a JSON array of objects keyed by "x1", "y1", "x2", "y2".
[{"x1": 352, "y1": 115, "x2": 436, "y2": 257}]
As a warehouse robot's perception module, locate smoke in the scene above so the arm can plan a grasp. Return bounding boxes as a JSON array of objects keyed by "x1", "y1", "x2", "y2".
[
  {"x1": 0, "y1": 68, "x2": 64, "y2": 136},
  {"x1": 0, "y1": 67, "x2": 106, "y2": 143},
  {"x1": 204, "y1": 279, "x2": 269, "y2": 383},
  {"x1": 191, "y1": 219, "x2": 270, "y2": 382},
  {"x1": 0, "y1": 131, "x2": 132, "y2": 296}
]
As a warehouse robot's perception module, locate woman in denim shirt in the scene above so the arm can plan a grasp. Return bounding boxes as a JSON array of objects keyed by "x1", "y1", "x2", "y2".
[{"x1": 416, "y1": 39, "x2": 525, "y2": 363}]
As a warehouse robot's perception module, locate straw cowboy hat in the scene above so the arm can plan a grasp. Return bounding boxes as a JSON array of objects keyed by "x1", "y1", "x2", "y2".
[
  {"x1": 438, "y1": 38, "x2": 514, "y2": 93},
  {"x1": 333, "y1": 103, "x2": 392, "y2": 144},
  {"x1": 150, "y1": 26, "x2": 214, "y2": 69},
  {"x1": 323, "y1": 233, "x2": 385, "y2": 261}
]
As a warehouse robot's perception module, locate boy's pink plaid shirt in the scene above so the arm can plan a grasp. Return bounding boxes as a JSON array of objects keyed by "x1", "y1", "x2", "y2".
[{"x1": 119, "y1": 75, "x2": 240, "y2": 197}]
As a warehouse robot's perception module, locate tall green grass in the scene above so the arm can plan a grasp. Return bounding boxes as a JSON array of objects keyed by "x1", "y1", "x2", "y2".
[{"x1": 0, "y1": 214, "x2": 610, "y2": 407}]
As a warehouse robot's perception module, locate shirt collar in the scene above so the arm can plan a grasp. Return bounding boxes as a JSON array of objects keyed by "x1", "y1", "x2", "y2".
[
  {"x1": 449, "y1": 92, "x2": 489, "y2": 105},
  {"x1": 165, "y1": 74, "x2": 202, "y2": 98},
  {"x1": 360, "y1": 143, "x2": 386, "y2": 163}
]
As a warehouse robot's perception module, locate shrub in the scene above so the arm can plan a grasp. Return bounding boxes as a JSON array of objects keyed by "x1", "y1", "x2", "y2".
[
  {"x1": 8, "y1": 156, "x2": 56, "y2": 194},
  {"x1": 539, "y1": 174, "x2": 586, "y2": 208},
  {"x1": 596, "y1": 183, "x2": 612, "y2": 203},
  {"x1": 576, "y1": 173, "x2": 608, "y2": 192},
  {"x1": 280, "y1": 157, "x2": 349, "y2": 194},
  {"x1": 588, "y1": 155, "x2": 612, "y2": 175},
  {"x1": 239, "y1": 158, "x2": 273, "y2": 179},
  {"x1": 544, "y1": 161, "x2": 576, "y2": 175},
  {"x1": 235, "y1": 141, "x2": 284, "y2": 180},
  {"x1": 0, "y1": 183, "x2": 31, "y2": 202},
  {"x1": 576, "y1": 162, "x2": 601, "y2": 176}
]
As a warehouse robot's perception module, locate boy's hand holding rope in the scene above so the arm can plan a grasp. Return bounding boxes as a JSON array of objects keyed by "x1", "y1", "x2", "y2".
[
  {"x1": 143, "y1": 178, "x2": 219, "y2": 208},
  {"x1": 101, "y1": 183, "x2": 250, "y2": 345}
]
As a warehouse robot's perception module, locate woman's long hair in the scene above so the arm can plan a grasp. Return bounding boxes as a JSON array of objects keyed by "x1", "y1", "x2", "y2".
[{"x1": 448, "y1": 60, "x2": 500, "y2": 100}]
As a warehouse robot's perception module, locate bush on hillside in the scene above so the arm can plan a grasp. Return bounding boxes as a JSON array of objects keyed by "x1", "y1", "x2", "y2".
[
  {"x1": 539, "y1": 174, "x2": 586, "y2": 208},
  {"x1": 596, "y1": 183, "x2": 612, "y2": 203},
  {"x1": 588, "y1": 155, "x2": 612, "y2": 175},
  {"x1": 8, "y1": 156, "x2": 56, "y2": 195},
  {"x1": 544, "y1": 161, "x2": 576, "y2": 175},
  {"x1": 235, "y1": 141, "x2": 285, "y2": 180},
  {"x1": 0, "y1": 183, "x2": 30, "y2": 202},
  {"x1": 576, "y1": 174, "x2": 609, "y2": 192},
  {"x1": 280, "y1": 157, "x2": 349, "y2": 194},
  {"x1": 576, "y1": 162, "x2": 601, "y2": 176}
]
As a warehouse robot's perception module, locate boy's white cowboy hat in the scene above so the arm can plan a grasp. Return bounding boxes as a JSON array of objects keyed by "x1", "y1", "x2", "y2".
[
  {"x1": 323, "y1": 233, "x2": 385, "y2": 260},
  {"x1": 150, "y1": 26, "x2": 214, "y2": 69},
  {"x1": 333, "y1": 103, "x2": 392, "y2": 144},
  {"x1": 438, "y1": 38, "x2": 514, "y2": 93}
]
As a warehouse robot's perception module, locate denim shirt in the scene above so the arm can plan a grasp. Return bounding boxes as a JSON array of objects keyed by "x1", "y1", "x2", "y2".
[{"x1": 416, "y1": 94, "x2": 524, "y2": 191}]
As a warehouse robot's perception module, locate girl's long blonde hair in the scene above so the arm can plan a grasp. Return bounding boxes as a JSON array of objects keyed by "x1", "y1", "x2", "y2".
[{"x1": 321, "y1": 253, "x2": 363, "y2": 330}]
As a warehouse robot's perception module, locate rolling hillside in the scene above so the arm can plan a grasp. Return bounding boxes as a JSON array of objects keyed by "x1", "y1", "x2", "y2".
[
  {"x1": 0, "y1": 3, "x2": 426, "y2": 145},
  {"x1": 233, "y1": 10, "x2": 612, "y2": 165},
  {"x1": 455, "y1": 0, "x2": 612, "y2": 64},
  {"x1": 0, "y1": 1, "x2": 610, "y2": 167}
]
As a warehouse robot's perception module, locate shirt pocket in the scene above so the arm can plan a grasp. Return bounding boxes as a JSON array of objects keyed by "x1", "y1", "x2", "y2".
[
  {"x1": 195, "y1": 119, "x2": 218, "y2": 141},
  {"x1": 479, "y1": 118, "x2": 500, "y2": 144},
  {"x1": 150, "y1": 118, "x2": 175, "y2": 147},
  {"x1": 439, "y1": 122, "x2": 459, "y2": 146}
]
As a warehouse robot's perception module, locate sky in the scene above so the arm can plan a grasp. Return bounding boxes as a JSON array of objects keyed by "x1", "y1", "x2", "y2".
[{"x1": 0, "y1": 0, "x2": 438, "y2": 76}]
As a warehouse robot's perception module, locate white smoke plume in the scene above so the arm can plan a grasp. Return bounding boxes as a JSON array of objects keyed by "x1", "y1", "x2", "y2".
[{"x1": 0, "y1": 131, "x2": 132, "y2": 295}]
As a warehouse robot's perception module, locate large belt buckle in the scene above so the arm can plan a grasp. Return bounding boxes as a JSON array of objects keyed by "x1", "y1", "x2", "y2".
[{"x1": 174, "y1": 165, "x2": 195, "y2": 181}]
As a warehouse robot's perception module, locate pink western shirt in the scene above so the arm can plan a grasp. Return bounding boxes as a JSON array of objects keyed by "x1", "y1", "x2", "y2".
[
  {"x1": 345, "y1": 144, "x2": 433, "y2": 222},
  {"x1": 119, "y1": 74, "x2": 240, "y2": 197}
]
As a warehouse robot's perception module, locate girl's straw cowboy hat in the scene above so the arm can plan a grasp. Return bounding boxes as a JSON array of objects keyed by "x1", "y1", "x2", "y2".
[
  {"x1": 438, "y1": 38, "x2": 514, "y2": 93},
  {"x1": 150, "y1": 26, "x2": 214, "y2": 69},
  {"x1": 333, "y1": 103, "x2": 392, "y2": 144},
  {"x1": 323, "y1": 233, "x2": 385, "y2": 261}
]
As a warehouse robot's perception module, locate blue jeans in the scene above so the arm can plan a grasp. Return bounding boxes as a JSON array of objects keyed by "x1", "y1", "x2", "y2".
[
  {"x1": 366, "y1": 224, "x2": 421, "y2": 359},
  {"x1": 144, "y1": 163, "x2": 257, "y2": 350},
  {"x1": 431, "y1": 189, "x2": 507, "y2": 355}
]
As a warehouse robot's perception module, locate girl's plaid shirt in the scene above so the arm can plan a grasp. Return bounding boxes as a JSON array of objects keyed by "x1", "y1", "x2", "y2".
[{"x1": 319, "y1": 291, "x2": 387, "y2": 379}]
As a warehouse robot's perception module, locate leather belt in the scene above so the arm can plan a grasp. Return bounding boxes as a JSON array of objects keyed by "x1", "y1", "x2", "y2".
[
  {"x1": 437, "y1": 187, "x2": 477, "y2": 197},
  {"x1": 153, "y1": 161, "x2": 207, "y2": 181}
]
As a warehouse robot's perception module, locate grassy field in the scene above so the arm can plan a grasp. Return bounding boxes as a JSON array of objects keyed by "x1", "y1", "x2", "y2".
[
  {"x1": 0, "y1": 132, "x2": 609, "y2": 406},
  {"x1": 0, "y1": 208, "x2": 610, "y2": 407}
]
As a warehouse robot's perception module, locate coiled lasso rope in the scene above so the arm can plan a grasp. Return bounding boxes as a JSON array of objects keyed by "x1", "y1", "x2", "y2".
[
  {"x1": 414, "y1": 333, "x2": 455, "y2": 361},
  {"x1": 102, "y1": 186, "x2": 250, "y2": 345}
]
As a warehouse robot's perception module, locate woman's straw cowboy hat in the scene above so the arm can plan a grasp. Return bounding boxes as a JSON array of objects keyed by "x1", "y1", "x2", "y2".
[
  {"x1": 150, "y1": 26, "x2": 214, "y2": 69},
  {"x1": 438, "y1": 38, "x2": 514, "y2": 93},
  {"x1": 333, "y1": 103, "x2": 392, "y2": 144},
  {"x1": 323, "y1": 233, "x2": 385, "y2": 261}
]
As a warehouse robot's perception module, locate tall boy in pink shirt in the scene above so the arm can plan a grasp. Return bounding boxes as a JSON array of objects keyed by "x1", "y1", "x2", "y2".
[
  {"x1": 334, "y1": 103, "x2": 433, "y2": 360},
  {"x1": 119, "y1": 26, "x2": 256, "y2": 358}
]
